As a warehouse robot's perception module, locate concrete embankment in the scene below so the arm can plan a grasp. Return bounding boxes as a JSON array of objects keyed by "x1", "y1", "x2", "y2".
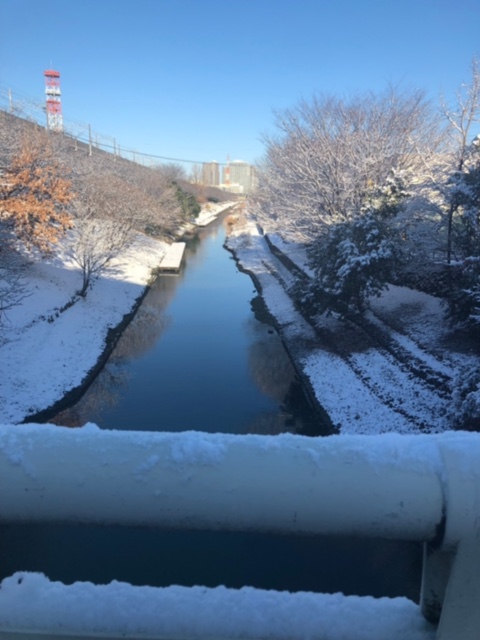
[
  {"x1": 224, "y1": 229, "x2": 335, "y2": 434},
  {"x1": 23, "y1": 286, "x2": 151, "y2": 424}
]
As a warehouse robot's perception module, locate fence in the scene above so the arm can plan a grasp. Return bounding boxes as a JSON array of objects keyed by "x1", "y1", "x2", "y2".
[
  {"x1": 0, "y1": 84, "x2": 146, "y2": 165},
  {"x1": 0, "y1": 84, "x2": 260, "y2": 194},
  {"x1": 0, "y1": 84, "x2": 247, "y2": 182},
  {"x1": 1, "y1": 424, "x2": 480, "y2": 639}
]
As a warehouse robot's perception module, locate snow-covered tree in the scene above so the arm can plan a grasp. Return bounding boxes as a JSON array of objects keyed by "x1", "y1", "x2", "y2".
[
  {"x1": 373, "y1": 59, "x2": 480, "y2": 300},
  {"x1": 71, "y1": 215, "x2": 132, "y2": 298},
  {"x1": 441, "y1": 57, "x2": 480, "y2": 264},
  {"x1": 70, "y1": 173, "x2": 134, "y2": 297},
  {"x1": 451, "y1": 367, "x2": 480, "y2": 430},
  {"x1": 253, "y1": 87, "x2": 437, "y2": 243},
  {"x1": 304, "y1": 206, "x2": 402, "y2": 316},
  {"x1": 444, "y1": 136, "x2": 480, "y2": 325},
  {"x1": 449, "y1": 136, "x2": 480, "y2": 256}
]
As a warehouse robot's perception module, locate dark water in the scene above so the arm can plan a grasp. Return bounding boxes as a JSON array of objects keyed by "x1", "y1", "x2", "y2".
[
  {"x1": 53, "y1": 217, "x2": 321, "y2": 436},
  {"x1": 0, "y1": 215, "x2": 422, "y2": 600}
]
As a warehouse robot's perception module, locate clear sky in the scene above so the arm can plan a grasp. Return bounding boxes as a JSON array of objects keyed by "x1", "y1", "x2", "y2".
[{"x1": 0, "y1": 0, "x2": 479, "y2": 169}]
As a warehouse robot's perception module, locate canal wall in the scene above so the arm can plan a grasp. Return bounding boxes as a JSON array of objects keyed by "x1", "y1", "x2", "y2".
[
  {"x1": 0, "y1": 232, "x2": 167, "y2": 426},
  {"x1": 224, "y1": 234, "x2": 335, "y2": 434},
  {"x1": 23, "y1": 285, "x2": 152, "y2": 424}
]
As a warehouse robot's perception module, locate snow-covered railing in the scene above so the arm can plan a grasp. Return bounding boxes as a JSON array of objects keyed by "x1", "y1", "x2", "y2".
[{"x1": 1, "y1": 424, "x2": 480, "y2": 640}]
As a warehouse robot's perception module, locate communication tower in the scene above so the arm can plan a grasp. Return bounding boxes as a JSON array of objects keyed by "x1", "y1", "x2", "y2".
[{"x1": 44, "y1": 69, "x2": 63, "y2": 131}]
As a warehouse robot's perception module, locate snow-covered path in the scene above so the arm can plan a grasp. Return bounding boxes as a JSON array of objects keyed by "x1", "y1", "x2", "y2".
[{"x1": 226, "y1": 225, "x2": 477, "y2": 435}]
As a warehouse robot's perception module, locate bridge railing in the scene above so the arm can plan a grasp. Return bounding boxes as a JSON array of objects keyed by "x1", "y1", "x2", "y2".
[{"x1": 1, "y1": 423, "x2": 480, "y2": 639}]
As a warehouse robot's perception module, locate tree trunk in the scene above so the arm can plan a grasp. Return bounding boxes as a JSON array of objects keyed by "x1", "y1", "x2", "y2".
[{"x1": 79, "y1": 271, "x2": 90, "y2": 298}]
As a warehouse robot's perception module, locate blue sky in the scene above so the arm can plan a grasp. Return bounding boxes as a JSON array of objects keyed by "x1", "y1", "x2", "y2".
[{"x1": 0, "y1": 0, "x2": 479, "y2": 169}]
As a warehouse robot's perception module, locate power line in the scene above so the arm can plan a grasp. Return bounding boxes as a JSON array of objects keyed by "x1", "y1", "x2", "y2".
[
  {"x1": 73, "y1": 134, "x2": 222, "y2": 166},
  {"x1": 0, "y1": 82, "x2": 258, "y2": 168}
]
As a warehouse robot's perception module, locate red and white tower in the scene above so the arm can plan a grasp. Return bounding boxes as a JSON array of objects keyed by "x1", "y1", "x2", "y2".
[{"x1": 44, "y1": 69, "x2": 63, "y2": 132}]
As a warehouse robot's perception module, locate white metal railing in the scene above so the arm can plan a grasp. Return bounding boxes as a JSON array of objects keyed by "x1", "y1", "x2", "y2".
[{"x1": 1, "y1": 424, "x2": 480, "y2": 639}]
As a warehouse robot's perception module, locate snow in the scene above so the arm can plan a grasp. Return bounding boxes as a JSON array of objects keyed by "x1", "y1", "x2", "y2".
[
  {"x1": 195, "y1": 201, "x2": 236, "y2": 226},
  {"x1": 268, "y1": 232, "x2": 314, "y2": 276},
  {"x1": 0, "y1": 572, "x2": 435, "y2": 640},
  {"x1": 2, "y1": 421, "x2": 463, "y2": 479},
  {"x1": 0, "y1": 232, "x2": 167, "y2": 424},
  {"x1": 302, "y1": 350, "x2": 419, "y2": 434},
  {"x1": 226, "y1": 222, "x2": 479, "y2": 435},
  {"x1": 3, "y1": 421, "x2": 465, "y2": 638},
  {"x1": 1, "y1": 216, "x2": 478, "y2": 637},
  {"x1": 169, "y1": 430, "x2": 228, "y2": 466}
]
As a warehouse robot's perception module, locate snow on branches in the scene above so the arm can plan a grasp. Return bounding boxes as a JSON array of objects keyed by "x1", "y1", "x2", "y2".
[
  {"x1": 254, "y1": 87, "x2": 434, "y2": 243},
  {"x1": 305, "y1": 211, "x2": 401, "y2": 316}
]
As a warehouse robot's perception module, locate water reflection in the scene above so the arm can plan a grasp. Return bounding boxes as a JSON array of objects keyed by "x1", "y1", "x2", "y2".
[
  {"x1": 53, "y1": 364, "x2": 131, "y2": 428},
  {"x1": 54, "y1": 216, "x2": 324, "y2": 435},
  {"x1": 248, "y1": 323, "x2": 294, "y2": 401},
  {"x1": 0, "y1": 523, "x2": 422, "y2": 601},
  {"x1": 54, "y1": 276, "x2": 177, "y2": 428}
]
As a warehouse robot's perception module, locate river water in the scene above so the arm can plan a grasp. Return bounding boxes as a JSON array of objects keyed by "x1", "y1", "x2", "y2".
[
  {"x1": 0, "y1": 213, "x2": 422, "y2": 599},
  {"x1": 51, "y1": 215, "x2": 322, "y2": 435}
]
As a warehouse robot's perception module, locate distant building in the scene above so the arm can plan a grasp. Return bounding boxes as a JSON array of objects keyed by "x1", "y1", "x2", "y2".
[
  {"x1": 249, "y1": 165, "x2": 258, "y2": 192},
  {"x1": 222, "y1": 160, "x2": 256, "y2": 194},
  {"x1": 202, "y1": 161, "x2": 220, "y2": 186}
]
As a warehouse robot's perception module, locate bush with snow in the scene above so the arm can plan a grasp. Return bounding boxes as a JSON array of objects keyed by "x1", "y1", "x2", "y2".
[
  {"x1": 445, "y1": 258, "x2": 480, "y2": 328},
  {"x1": 444, "y1": 138, "x2": 480, "y2": 326},
  {"x1": 303, "y1": 212, "x2": 401, "y2": 316},
  {"x1": 451, "y1": 366, "x2": 480, "y2": 430}
]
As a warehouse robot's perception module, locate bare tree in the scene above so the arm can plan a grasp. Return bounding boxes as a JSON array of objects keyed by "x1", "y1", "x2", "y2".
[
  {"x1": 69, "y1": 173, "x2": 134, "y2": 297},
  {"x1": 441, "y1": 56, "x2": 480, "y2": 263},
  {"x1": 254, "y1": 87, "x2": 438, "y2": 242},
  {"x1": 190, "y1": 163, "x2": 203, "y2": 185},
  {"x1": 129, "y1": 164, "x2": 185, "y2": 234},
  {"x1": 0, "y1": 243, "x2": 30, "y2": 327},
  {"x1": 71, "y1": 216, "x2": 132, "y2": 297},
  {"x1": 153, "y1": 162, "x2": 187, "y2": 182},
  {"x1": 0, "y1": 112, "x2": 20, "y2": 166}
]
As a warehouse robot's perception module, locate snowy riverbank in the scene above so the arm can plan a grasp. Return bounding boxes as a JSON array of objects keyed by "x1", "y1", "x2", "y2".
[
  {"x1": 194, "y1": 201, "x2": 237, "y2": 226},
  {"x1": 0, "y1": 201, "x2": 237, "y2": 425},
  {"x1": 226, "y1": 222, "x2": 479, "y2": 436},
  {"x1": 2, "y1": 210, "x2": 478, "y2": 433},
  {"x1": 0, "y1": 233, "x2": 167, "y2": 424}
]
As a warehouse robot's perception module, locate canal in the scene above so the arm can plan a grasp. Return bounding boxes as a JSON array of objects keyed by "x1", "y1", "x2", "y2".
[
  {"x1": 0, "y1": 212, "x2": 422, "y2": 600},
  {"x1": 51, "y1": 214, "x2": 321, "y2": 436}
]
